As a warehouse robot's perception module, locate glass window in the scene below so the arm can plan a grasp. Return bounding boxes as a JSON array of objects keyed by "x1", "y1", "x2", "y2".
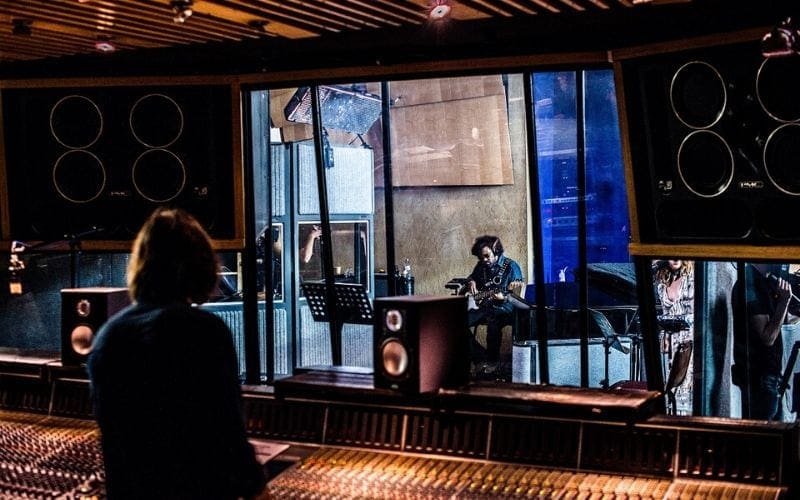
[
  {"x1": 531, "y1": 69, "x2": 635, "y2": 389},
  {"x1": 642, "y1": 258, "x2": 800, "y2": 422}
]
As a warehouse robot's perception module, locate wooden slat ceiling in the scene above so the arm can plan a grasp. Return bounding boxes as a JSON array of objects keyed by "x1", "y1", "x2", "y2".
[{"x1": 0, "y1": 0, "x2": 691, "y2": 64}]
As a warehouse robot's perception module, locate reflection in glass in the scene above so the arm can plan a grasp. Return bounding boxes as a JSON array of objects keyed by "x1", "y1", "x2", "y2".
[
  {"x1": 531, "y1": 69, "x2": 634, "y2": 389},
  {"x1": 653, "y1": 259, "x2": 695, "y2": 415},
  {"x1": 737, "y1": 262, "x2": 800, "y2": 422},
  {"x1": 298, "y1": 221, "x2": 369, "y2": 289},
  {"x1": 257, "y1": 223, "x2": 283, "y2": 301}
]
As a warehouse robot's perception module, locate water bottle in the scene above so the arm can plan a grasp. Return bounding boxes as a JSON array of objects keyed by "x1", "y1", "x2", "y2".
[{"x1": 401, "y1": 258, "x2": 414, "y2": 295}]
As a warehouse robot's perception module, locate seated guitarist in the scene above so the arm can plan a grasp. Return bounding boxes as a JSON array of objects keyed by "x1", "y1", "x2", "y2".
[{"x1": 460, "y1": 235, "x2": 524, "y2": 375}]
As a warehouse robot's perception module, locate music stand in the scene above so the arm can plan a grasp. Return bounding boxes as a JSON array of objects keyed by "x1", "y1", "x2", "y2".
[
  {"x1": 589, "y1": 308, "x2": 630, "y2": 389},
  {"x1": 302, "y1": 281, "x2": 374, "y2": 366}
]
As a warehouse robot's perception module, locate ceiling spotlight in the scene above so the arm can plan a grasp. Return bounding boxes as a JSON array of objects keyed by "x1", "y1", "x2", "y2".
[
  {"x1": 94, "y1": 35, "x2": 116, "y2": 53},
  {"x1": 170, "y1": 0, "x2": 193, "y2": 24},
  {"x1": 429, "y1": 1, "x2": 451, "y2": 21},
  {"x1": 12, "y1": 18, "x2": 32, "y2": 36},
  {"x1": 762, "y1": 17, "x2": 800, "y2": 58}
]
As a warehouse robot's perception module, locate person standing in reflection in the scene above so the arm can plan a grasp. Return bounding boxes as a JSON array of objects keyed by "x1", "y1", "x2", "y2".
[
  {"x1": 87, "y1": 208, "x2": 266, "y2": 499},
  {"x1": 460, "y1": 235, "x2": 524, "y2": 378},
  {"x1": 300, "y1": 224, "x2": 323, "y2": 265},
  {"x1": 654, "y1": 259, "x2": 694, "y2": 414},
  {"x1": 744, "y1": 263, "x2": 800, "y2": 421}
]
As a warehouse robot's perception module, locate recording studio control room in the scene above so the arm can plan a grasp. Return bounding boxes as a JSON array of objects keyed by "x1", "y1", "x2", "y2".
[{"x1": 1, "y1": 1, "x2": 800, "y2": 498}]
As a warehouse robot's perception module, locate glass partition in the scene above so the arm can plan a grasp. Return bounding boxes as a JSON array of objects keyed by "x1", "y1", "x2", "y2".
[
  {"x1": 641, "y1": 258, "x2": 800, "y2": 422},
  {"x1": 297, "y1": 221, "x2": 369, "y2": 289},
  {"x1": 530, "y1": 69, "x2": 634, "y2": 388},
  {"x1": 248, "y1": 70, "x2": 635, "y2": 386}
]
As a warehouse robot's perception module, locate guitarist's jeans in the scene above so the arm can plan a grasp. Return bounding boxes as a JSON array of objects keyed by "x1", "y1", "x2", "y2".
[{"x1": 468, "y1": 304, "x2": 514, "y2": 363}]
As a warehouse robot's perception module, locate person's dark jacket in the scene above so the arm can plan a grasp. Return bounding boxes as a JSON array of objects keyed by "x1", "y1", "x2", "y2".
[{"x1": 87, "y1": 302, "x2": 265, "y2": 499}]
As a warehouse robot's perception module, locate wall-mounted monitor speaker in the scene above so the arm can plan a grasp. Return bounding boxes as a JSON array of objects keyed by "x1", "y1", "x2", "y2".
[
  {"x1": 1, "y1": 85, "x2": 236, "y2": 242},
  {"x1": 61, "y1": 287, "x2": 130, "y2": 367},
  {"x1": 373, "y1": 295, "x2": 469, "y2": 394},
  {"x1": 622, "y1": 41, "x2": 800, "y2": 244}
]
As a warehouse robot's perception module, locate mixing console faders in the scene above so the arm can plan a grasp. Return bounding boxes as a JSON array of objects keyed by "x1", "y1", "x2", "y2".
[
  {"x1": 0, "y1": 411, "x2": 105, "y2": 499},
  {"x1": 267, "y1": 447, "x2": 786, "y2": 499}
]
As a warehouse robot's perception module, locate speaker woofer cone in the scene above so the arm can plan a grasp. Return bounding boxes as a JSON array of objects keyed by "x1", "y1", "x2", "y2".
[
  {"x1": 130, "y1": 93, "x2": 184, "y2": 148},
  {"x1": 670, "y1": 61, "x2": 727, "y2": 129},
  {"x1": 380, "y1": 339, "x2": 409, "y2": 379},
  {"x1": 677, "y1": 130, "x2": 734, "y2": 198},
  {"x1": 132, "y1": 148, "x2": 186, "y2": 202},
  {"x1": 50, "y1": 95, "x2": 103, "y2": 149},
  {"x1": 764, "y1": 123, "x2": 800, "y2": 195},
  {"x1": 70, "y1": 325, "x2": 94, "y2": 356},
  {"x1": 52, "y1": 150, "x2": 106, "y2": 203},
  {"x1": 756, "y1": 57, "x2": 800, "y2": 123}
]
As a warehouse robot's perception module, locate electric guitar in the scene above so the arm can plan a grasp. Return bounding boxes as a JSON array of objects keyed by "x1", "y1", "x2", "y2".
[{"x1": 466, "y1": 280, "x2": 525, "y2": 310}]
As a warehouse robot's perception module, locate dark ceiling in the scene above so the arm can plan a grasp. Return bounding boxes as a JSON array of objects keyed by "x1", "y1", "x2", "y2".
[{"x1": 0, "y1": 0, "x2": 797, "y2": 79}]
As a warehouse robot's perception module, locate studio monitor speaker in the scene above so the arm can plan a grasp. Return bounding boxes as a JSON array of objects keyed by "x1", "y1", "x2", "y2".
[
  {"x1": 61, "y1": 287, "x2": 130, "y2": 366},
  {"x1": 623, "y1": 41, "x2": 800, "y2": 244},
  {"x1": 373, "y1": 295, "x2": 469, "y2": 394},
  {"x1": 1, "y1": 85, "x2": 236, "y2": 242}
]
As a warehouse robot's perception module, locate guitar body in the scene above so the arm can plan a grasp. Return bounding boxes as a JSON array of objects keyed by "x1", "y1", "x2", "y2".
[
  {"x1": 464, "y1": 280, "x2": 525, "y2": 311},
  {"x1": 467, "y1": 288, "x2": 499, "y2": 310}
]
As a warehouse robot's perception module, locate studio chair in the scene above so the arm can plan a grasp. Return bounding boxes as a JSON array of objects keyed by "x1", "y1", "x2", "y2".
[
  {"x1": 665, "y1": 340, "x2": 693, "y2": 415},
  {"x1": 445, "y1": 278, "x2": 528, "y2": 380}
]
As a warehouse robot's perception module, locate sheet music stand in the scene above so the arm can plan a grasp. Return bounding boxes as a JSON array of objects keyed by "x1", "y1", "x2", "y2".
[
  {"x1": 302, "y1": 281, "x2": 374, "y2": 366},
  {"x1": 589, "y1": 308, "x2": 630, "y2": 389}
]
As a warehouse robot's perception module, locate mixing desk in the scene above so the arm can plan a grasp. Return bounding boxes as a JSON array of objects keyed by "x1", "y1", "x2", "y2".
[
  {"x1": 267, "y1": 447, "x2": 785, "y2": 499},
  {"x1": 0, "y1": 410, "x2": 104, "y2": 499},
  {"x1": 0, "y1": 358, "x2": 797, "y2": 499}
]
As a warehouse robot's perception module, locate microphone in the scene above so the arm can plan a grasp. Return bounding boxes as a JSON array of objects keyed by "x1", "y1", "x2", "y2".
[
  {"x1": 765, "y1": 272, "x2": 800, "y2": 304},
  {"x1": 8, "y1": 240, "x2": 26, "y2": 295}
]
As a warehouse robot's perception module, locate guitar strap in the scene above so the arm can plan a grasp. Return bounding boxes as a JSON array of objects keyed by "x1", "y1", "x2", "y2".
[{"x1": 485, "y1": 257, "x2": 511, "y2": 289}]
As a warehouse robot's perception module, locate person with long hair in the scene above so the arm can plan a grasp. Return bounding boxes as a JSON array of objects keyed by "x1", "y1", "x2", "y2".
[
  {"x1": 87, "y1": 207, "x2": 266, "y2": 499},
  {"x1": 654, "y1": 259, "x2": 694, "y2": 414}
]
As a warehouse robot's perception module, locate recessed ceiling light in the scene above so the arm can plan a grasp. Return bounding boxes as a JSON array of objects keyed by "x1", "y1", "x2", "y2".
[
  {"x1": 429, "y1": 1, "x2": 451, "y2": 21},
  {"x1": 95, "y1": 35, "x2": 115, "y2": 53}
]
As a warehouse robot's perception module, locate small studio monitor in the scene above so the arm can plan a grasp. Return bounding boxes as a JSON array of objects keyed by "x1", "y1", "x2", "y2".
[
  {"x1": 61, "y1": 287, "x2": 130, "y2": 366},
  {"x1": 373, "y1": 295, "x2": 469, "y2": 394}
]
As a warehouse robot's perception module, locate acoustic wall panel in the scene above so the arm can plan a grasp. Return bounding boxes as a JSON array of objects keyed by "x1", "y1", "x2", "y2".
[
  {"x1": 622, "y1": 41, "x2": 800, "y2": 244},
  {"x1": 298, "y1": 143, "x2": 374, "y2": 215},
  {"x1": 1, "y1": 85, "x2": 236, "y2": 242}
]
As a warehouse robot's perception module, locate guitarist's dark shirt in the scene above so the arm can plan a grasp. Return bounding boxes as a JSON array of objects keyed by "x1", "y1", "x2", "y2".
[{"x1": 467, "y1": 254, "x2": 524, "y2": 313}]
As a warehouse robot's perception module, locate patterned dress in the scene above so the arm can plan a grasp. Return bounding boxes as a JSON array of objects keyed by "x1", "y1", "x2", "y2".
[{"x1": 657, "y1": 273, "x2": 694, "y2": 415}]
